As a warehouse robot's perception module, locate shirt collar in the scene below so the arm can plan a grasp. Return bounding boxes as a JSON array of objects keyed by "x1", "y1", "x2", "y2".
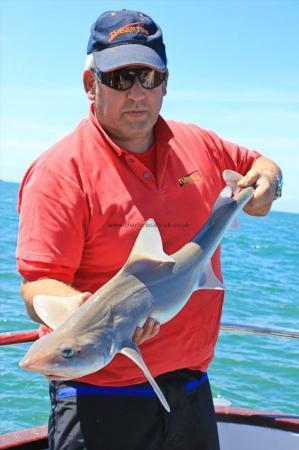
[{"x1": 88, "y1": 103, "x2": 123, "y2": 156}]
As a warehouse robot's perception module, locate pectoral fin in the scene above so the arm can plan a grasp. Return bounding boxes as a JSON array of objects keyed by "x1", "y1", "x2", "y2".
[
  {"x1": 33, "y1": 294, "x2": 83, "y2": 329},
  {"x1": 197, "y1": 261, "x2": 224, "y2": 290},
  {"x1": 120, "y1": 345, "x2": 170, "y2": 413}
]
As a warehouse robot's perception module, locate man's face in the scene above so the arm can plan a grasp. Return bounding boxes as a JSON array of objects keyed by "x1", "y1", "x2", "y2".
[{"x1": 91, "y1": 66, "x2": 167, "y2": 148}]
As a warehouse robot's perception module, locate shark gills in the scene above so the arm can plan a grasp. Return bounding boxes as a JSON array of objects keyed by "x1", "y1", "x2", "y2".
[{"x1": 19, "y1": 170, "x2": 254, "y2": 412}]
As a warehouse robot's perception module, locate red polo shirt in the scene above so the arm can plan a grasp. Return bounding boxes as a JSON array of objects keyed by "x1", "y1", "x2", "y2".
[{"x1": 17, "y1": 104, "x2": 260, "y2": 386}]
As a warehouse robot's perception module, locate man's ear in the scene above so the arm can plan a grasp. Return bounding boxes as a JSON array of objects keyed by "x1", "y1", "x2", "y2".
[{"x1": 83, "y1": 70, "x2": 96, "y2": 101}]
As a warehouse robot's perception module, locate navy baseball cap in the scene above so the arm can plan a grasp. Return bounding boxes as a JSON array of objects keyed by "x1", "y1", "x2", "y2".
[{"x1": 87, "y1": 9, "x2": 167, "y2": 72}]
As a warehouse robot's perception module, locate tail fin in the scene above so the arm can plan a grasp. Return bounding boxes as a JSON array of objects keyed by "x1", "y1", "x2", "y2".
[{"x1": 223, "y1": 169, "x2": 243, "y2": 195}]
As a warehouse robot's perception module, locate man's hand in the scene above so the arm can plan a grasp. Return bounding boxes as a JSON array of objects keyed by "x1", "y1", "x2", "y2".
[
  {"x1": 237, "y1": 157, "x2": 282, "y2": 216},
  {"x1": 79, "y1": 291, "x2": 93, "y2": 304},
  {"x1": 132, "y1": 317, "x2": 161, "y2": 345}
]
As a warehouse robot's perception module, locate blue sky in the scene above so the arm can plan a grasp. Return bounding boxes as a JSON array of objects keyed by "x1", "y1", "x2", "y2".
[{"x1": 1, "y1": 0, "x2": 298, "y2": 212}]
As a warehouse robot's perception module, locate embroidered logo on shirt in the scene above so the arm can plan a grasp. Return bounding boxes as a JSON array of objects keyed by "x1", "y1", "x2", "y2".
[
  {"x1": 178, "y1": 171, "x2": 202, "y2": 187},
  {"x1": 109, "y1": 22, "x2": 149, "y2": 42}
]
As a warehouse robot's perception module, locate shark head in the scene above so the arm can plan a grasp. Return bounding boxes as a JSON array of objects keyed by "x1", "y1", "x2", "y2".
[
  {"x1": 19, "y1": 327, "x2": 115, "y2": 380},
  {"x1": 19, "y1": 301, "x2": 116, "y2": 381}
]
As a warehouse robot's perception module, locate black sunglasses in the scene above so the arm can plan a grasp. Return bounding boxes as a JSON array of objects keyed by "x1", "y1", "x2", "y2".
[{"x1": 94, "y1": 67, "x2": 166, "y2": 91}]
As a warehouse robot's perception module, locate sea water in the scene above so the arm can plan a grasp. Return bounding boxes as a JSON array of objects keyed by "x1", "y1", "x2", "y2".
[{"x1": 0, "y1": 181, "x2": 298, "y2": 434}]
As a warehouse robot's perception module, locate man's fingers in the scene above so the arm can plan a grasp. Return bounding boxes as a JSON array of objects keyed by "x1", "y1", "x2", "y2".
[
  {"x1": 132, "y1": 317, "x2": 160, "y2": 345},
  {"x1": 152, "y1": 322, "x2": 160, "y2": 334},
  {"x1": 132, "y1": 326, "x2": 143, "y2": 340},
  {"x1": 138, "y1": 317, "x2": 157, "y2": 341},
  {"x1": 132, "y1": 327, "x2": 143, "y2": 345},
  {"x1": 237, "y1": 169, "x2": 259, "y2": 188},
  {"x1": 143, "y1": 317, "x2": 157, "y2": 337},
  {"x1": 80, "y1": 291, "x2": 92, "y2": 304},
  {"x1": 237, "y1": 168, "x2": 278, "y2": 216},
  {"x1": 242, "y1": 174, "x2": 274, "y2": 216}
]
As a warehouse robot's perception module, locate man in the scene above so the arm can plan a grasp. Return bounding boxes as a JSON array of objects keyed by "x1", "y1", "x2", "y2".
[{"x1": 17, "y1": 9, "x2": 282, "y2": 450}]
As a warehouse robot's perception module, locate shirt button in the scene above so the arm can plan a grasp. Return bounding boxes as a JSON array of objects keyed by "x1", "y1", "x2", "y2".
[
  {"x1": 143, "y1": 171, "x2": 150, "y2": 178},
  {"x1": 128, "y1": 158, "x2": 135, "y2": 163}
]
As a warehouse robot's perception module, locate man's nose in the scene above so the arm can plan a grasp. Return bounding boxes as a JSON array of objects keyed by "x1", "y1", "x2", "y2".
[{"x1": 127, "y1": 78, "x2": 146, "y2": 101}]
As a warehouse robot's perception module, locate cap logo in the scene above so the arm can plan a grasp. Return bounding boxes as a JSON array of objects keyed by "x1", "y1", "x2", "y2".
[
  {"x1": 178, "y1": 171, "x2": 202, "y2": 187},
  {"x1": 109, "y1": 22, "x2": 149, "y2": 43}
]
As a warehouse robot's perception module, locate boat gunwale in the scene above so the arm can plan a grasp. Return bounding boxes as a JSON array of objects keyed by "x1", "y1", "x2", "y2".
[
  {"x1": 216, "y1": 406, "x2": 299, "y2": 433},
  {"x1": 0, "y1": 407, "x2": 298, "y2": 449}
]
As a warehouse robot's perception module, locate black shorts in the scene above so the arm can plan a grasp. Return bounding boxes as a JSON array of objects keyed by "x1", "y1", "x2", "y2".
[{"x1": 48, "y1": 369, "x2": 220, "y2": 450}]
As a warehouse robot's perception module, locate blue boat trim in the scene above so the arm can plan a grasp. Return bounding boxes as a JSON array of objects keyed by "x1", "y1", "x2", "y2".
[{"x1": 56, "y1": 373, "x2": 208, "y2": 399}]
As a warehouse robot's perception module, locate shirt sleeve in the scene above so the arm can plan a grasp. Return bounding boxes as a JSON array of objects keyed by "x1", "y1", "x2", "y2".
[
  {"x1": 16, "y1": 163, "x2": 89, "y2": 269},
  {"x1": 17, "y1": 259, "x2": 75, "y2": 283},
  {"x1": 199, "y1": 127, "x2": 262, "y2": 175}
]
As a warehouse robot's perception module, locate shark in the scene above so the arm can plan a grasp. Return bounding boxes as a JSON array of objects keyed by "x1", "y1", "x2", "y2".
[{"x1": 19, "y1": 170, "x2": 254, "y2": 412}]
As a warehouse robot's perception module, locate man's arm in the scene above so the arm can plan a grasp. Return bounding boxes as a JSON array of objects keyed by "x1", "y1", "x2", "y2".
[
  {"x1": 20, "y1": 279, "x2": 84, "y2": 324},
  {"x1": 20, "y1": 279, "x2": 160, "y2": 344},
  {"x1": 238, "y1": 156, "x2": 282, "y2": 216}
]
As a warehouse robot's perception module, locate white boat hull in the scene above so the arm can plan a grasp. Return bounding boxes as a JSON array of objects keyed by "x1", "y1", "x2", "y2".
[{"x1": 218, "y1": 422, "x2": 298, "y2": 450}]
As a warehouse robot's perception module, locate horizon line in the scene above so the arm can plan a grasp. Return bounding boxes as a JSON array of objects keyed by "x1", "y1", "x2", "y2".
[{"x1": 1, "y1": 179, "x2": 297, "y2": 216}]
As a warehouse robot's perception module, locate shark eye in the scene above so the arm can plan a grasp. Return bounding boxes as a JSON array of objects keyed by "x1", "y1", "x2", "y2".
[{"x1": 61, "y1": 348, "x2": 75, "y2": 359}]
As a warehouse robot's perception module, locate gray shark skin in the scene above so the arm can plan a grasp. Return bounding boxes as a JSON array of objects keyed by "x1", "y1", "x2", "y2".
[{"x1": 19, "y1": 171, "x2": 254, "y2": 412}]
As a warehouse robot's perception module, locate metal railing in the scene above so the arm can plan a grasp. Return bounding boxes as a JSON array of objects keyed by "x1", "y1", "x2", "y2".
[{"x1": 0, "y1": 322, "x2": 298, "y2": 346}]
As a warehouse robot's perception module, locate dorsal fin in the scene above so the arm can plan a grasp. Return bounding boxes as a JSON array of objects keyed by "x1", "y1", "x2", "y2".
[
  {"x1": 125, "y1": 219, "x2": 175, "y2": 267},
  {"x1": 33, "y1": 294, "x2": 83, "y2": 329}
]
